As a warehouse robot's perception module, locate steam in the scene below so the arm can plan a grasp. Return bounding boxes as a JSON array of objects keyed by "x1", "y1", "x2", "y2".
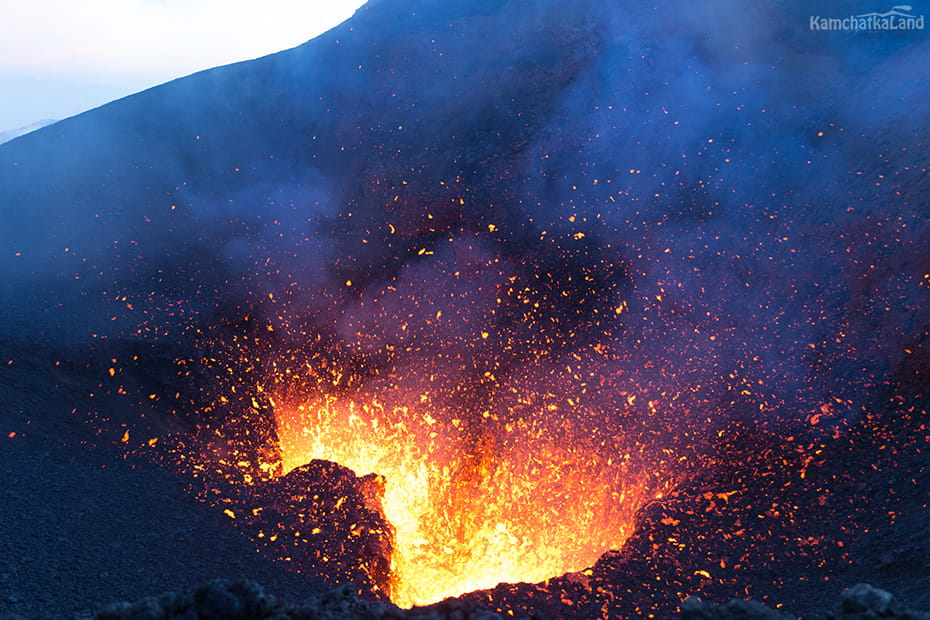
[{"x1": 1, "y1": 0, "x2": 927, "y2": 449}]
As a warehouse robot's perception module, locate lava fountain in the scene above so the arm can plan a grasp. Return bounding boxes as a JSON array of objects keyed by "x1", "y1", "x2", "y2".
[{"x1": 272, "y1": 390, "x2": 672, "y2": 607}]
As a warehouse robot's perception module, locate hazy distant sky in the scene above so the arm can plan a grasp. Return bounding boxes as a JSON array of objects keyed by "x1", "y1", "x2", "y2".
[{"x1": 0, "y1": 0, "x2": 366, "y2": 131}]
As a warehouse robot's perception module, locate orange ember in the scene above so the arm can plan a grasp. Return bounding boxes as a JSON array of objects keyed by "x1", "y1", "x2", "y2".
[{"x1": 274, "y1": 393, "x2": 667, "y2": 608}]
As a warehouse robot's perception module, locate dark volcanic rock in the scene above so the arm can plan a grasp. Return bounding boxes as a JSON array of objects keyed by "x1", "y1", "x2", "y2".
[
  {"x1": 192, "y1": 580, "x2": 278, "y2": 620},
  {"x1": 25, "y1": 580, "x2": 930, "y2": 620},
  {"x1": 679, "y1": 584, "x2": 930, "y2": 620},
  {"x1": 681, "y1": 597, "x2": 793, "y2": 620},
  {"x1": 243, "y1": 460, "x2": 395, "y2": 601},
  {"x1": 96, "y1": 580, "x2": 280, "y2": 620},
  {"x1": 93, "y1": 579, "x2": 507, "y2": 620},
  {"x1": 835, "y1": 584, "x2": 930, "y2": 620}
]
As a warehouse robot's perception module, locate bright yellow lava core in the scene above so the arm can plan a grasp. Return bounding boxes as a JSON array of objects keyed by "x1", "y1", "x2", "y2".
[{"x1": 275, "y1": 395, "x2": 660, "y2": 608}]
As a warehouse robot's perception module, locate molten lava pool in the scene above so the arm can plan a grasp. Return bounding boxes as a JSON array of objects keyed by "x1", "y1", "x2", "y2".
[{"x1": 274, "y1": 394, "x2": 668, "y2": 607}]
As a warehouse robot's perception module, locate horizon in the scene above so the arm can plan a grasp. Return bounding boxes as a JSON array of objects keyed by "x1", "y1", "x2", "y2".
[{"x1": 0, "y1": 1, "x2": 366, "y2": 134}]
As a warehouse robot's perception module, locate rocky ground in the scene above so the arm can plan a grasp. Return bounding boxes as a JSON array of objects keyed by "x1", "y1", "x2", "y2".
[
  {"x1": 3, "y1": 578, "x2": 929, "y2": 620},
  {"x1": 0, "y1": 340, "x2": 329, "y2": 619},
  {"x1": 1, "y1": 334, "x2": 927, "y2": 619}
]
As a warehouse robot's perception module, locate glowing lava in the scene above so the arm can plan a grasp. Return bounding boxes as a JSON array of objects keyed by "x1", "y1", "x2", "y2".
[{"x1": 274, "y1": 394, "x2": 666, "y2": 608}]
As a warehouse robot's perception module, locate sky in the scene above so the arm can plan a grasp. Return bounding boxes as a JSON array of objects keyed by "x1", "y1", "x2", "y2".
[{"x1": 0, "y1": 0, "x2": 367, "y2": 132}]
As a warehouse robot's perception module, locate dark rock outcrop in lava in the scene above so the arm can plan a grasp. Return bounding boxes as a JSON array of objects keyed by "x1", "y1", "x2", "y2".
[
  {"x1": 243, "y1": 460, "x2": 395, "y2": 601},
  {"x1": 179, "y1": 455, "x2": 396, "y2": 601}
]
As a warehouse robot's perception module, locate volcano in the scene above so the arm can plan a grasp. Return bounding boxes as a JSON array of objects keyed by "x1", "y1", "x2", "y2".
[{"x1": 1, "y1": 0, "x2": 928, "y2": 617}]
